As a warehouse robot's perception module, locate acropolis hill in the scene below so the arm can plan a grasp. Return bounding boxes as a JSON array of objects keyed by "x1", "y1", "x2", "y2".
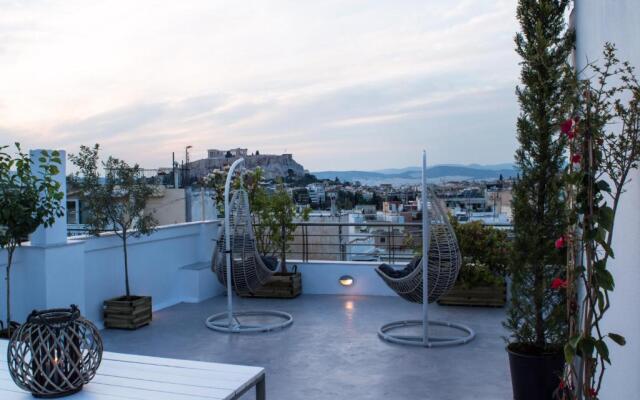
[{"x1": 188, "y1": 148, "x2": 306, "y2": 180}]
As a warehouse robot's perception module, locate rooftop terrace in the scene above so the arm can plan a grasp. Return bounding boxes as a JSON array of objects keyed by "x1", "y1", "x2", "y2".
[{"x1": 101, "y1": 294, "x2": 511, "y2": 400}]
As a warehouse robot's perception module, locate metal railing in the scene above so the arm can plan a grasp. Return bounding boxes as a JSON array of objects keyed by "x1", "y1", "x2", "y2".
[
  {"x1": 103, "y1": 168, "x2": 189, "y2": 188},
  {"x1": 257, "y1": 222, "x2": 423, "y2": 265}
]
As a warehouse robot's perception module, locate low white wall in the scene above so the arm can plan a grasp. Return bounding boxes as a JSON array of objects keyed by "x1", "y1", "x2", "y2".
[
  {"x1": 0, "y1": 220, "x2": 224, "y2": 329},
  {"x1": 0, "y1": 215, "x2": 413, "y2": 331},
  {"x1": 293, "y1": 260, "x2": 395, "y2": 296}
]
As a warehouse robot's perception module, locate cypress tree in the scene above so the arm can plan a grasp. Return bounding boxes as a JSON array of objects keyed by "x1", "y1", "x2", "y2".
[{"x1": 505, "y1": 0, "x2": 575, "y2": 352}]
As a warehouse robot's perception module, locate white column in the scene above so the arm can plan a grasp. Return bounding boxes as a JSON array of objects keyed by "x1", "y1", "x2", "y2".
[{"x1": 29, "y1": 149, "x2": 67, "y2": 247}]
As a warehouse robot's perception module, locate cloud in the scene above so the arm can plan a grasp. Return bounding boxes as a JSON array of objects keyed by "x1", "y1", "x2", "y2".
[
  {"x1": 0, "y1": 0, "x2": 520, "y2": 170},
  {"x1": 56, "y1": 103, "x2": 166, "y2": 141}
]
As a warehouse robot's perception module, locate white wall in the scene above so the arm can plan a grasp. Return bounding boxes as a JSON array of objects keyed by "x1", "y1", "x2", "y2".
[
  {"x1": 574, "y1": 2, "x2": 640, "y2": 398},
  {"x1": 294, "y1": 260, "x2": 396, "y2": 296},
  {"x1": 0, "y1": 221, "x2": 224, "y2": 329}
]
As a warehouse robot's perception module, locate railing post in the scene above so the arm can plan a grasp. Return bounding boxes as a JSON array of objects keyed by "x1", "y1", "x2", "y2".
[
  {"x1": 338, "y1": 224, "x2": 344, "y2": 261},
  {"x1": 387, "y1": 225, "x2": 392, "y2": 264},
  {"x1": 281, "y1": 223, "x2": 287, "y2": 272},
  {"x1": 303, "y1": 225, "x2": 309, "y2": 263}
]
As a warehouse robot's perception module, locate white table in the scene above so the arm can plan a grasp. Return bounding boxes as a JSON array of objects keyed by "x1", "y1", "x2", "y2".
[{"x1": 0, "y1": 340, "x2": 265, "y2": 400}]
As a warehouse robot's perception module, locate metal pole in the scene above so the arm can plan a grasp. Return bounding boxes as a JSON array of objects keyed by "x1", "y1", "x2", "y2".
[
  {"x1": 185, "y1": 145, "x2": 192, "y2": 185},
  {"x1": 172, "y1": 152, "x2": 177, "y2": 188},
  {"x1": 201, "y1": 189, "x2": 206, "y2": 221},
  {"x1": 422, "y1": 150, "x2": 429, "y2": 345},
  {"x1": 225, "y1": 158, "x2": 245, "y2": 329}
]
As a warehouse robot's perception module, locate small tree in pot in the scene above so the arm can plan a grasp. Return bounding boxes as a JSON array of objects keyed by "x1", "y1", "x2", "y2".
[
  {"x1": 0, "y1": 144, "x2": 64, "y2": 338},
  {"x1": 249, "y1": 180, "x2": 310, "y2": 298},
  {"x1": 504, "y1": 0, "x2": 574, "y2": 399},
  {"x1": 70, "y1": 144, "x2": 158, "y2": 329},
  {"x1": 204, "y1": 169, "x2": 309, "y2": 297}
]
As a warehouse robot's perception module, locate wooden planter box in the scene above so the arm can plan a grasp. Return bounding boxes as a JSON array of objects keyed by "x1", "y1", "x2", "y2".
[
  {"x1": 246, "y1": 272, "x2": 302, "y2": 299},
  {"x1": 104, "y1": 295, "x2": 152, "y2": 330},
  {"x1": 437, "y1": 282, "x2": 506, "y2": 307}
]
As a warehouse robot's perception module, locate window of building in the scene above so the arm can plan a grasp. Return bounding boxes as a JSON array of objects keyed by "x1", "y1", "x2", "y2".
[{"x1": 67, "y1": 200, "x2": 79, "y2": 224}]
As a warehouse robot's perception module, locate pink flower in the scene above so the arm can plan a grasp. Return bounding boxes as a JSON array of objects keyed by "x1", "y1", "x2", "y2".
[
  {"x1": 571, "y1": 153, "x2": 582, "y2": 164},
  {"x1": 560, "y1": 118, "x2": 577, "y2": 139},
  {"x1": 551, "y1": 278, "x2": 568, "y2": 290},
  {"x1": 555, "y1": 236, "x2": 565, "y2": 249},
  {"x1": 561, "y1": 119, "x2": 574, "y2": 134}
]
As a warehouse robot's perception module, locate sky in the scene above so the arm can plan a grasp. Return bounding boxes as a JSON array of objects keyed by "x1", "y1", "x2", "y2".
[{"x1": 0, "y1": 0, "x2": 520, "y2": 171}]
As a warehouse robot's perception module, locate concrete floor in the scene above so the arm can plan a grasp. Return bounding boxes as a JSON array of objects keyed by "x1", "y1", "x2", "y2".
[{"x1": 101, "y1": 295, "x2": 512, "y2": 400}]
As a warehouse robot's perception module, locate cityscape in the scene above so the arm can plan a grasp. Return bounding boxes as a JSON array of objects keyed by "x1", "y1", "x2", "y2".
[{"x1": 67, "y1": 146, "x2": 515, "y2": 264}]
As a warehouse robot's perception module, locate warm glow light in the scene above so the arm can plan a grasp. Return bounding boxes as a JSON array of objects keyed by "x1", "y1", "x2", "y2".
[
  {"x1": 339, "y1": 275, "x2": 355, "y2": 286},
  {"x1": 345, "y1": 301, "x2": 354, "y2": 311}
]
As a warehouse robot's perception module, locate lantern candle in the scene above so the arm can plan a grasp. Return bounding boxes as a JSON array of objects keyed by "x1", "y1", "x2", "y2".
[{"x1": 7, "y1": 306, "x2": 103, "y2": 398}]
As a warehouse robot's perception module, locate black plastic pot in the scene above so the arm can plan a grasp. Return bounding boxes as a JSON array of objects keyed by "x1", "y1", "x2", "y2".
[{"x1": 507, "y1": 344, "x2": 564, "y2": 400}]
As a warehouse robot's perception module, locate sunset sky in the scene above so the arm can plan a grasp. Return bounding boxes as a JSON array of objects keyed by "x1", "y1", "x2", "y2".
[{"x1": 0, "y1": 0, "x2": 519, "y2": 171}]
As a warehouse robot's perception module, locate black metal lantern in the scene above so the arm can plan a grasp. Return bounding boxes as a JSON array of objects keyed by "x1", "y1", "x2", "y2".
[{"x1": 6, "y1": 305, "x2": 103, "y2": 398}]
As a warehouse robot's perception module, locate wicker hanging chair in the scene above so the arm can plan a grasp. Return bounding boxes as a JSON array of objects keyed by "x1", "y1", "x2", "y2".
[
  {"x1": 375, "y1": 190, "x2": 461, "y2": 303},
  {"x1": 212, "y1": 189, "x2": 278, "y2": 296}
]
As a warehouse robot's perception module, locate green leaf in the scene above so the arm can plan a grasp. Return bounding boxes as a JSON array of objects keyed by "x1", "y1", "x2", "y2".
[
  {"x1": 595, "y1": 340, "x2": 610, "y2": 364},
  {"x1": 596, "y1": 179, "x2": 611, "y2": 193},
  {"x1": 597, "y1": 290, "x2": 606, "y2": 313},
  {"x1": 609, "y1": 333, "x2": 626, "y2": 346},
  {"x1": 580, "y1": 336, "x2": 595, "y2": 357},
  {"x1": 598, "y1": 206, "x2": 614, "y2": 231},
  {"x1": 595, "y1": 268, "x2": 615, "y2": 291},
  {"x1": 564, "y1": 343, "x2": 575, "y2": 364}
]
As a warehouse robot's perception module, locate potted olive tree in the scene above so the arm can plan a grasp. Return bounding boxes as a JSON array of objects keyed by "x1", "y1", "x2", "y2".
[
  {"x1": 438, "y1": 220, "x2": 510, "y2": 307},
  {"x1": 250, "y1": 180, "x2": 310, "y2": 298},
  {"x1": 504, "y1": 1, "x2": 574, "y2": 399},
  {"x1": 0, "y1": 144, "x2": 64, "y2": 338},
  {"x1": 70, "y1": 144, "x2": 158, "y2": 330}
]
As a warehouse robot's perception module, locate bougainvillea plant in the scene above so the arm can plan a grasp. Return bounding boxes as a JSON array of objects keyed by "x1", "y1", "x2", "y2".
[{"x1": 556, "y1": 44, "x2": 640, "y2": 400}]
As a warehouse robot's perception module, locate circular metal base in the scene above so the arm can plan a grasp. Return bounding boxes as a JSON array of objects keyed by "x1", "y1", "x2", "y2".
[
  {"x1": 205, "y1": 310, "x2": 293, "y2": 333},
  {"x1": 378, "y1": 319, "x2": 475, "y2": 347}
]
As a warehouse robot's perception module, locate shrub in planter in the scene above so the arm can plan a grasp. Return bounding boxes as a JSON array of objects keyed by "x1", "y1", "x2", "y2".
[
  {"x1": 0, "y1": 145, "x2": 64, "y2": 338},
  {"x1": 439, "y1": 220, "x2": 510, "y2": 307},
  {"x1": 70, "y1": 144, "x2": 158, "y2": 330},
  {"x1": 504, "y1": 1, "x2": 575, "y2": 399}
]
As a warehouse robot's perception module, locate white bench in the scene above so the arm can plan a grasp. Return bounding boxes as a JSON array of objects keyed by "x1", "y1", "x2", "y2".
[{"x1": 0, "y1": 340, "x2": 265, "y2": 400}]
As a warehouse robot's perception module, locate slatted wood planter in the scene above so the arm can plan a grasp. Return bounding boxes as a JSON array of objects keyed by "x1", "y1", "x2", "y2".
[
  {"x1": 437, "y1": 282, "x2": 506, "y2": 307},
  {"x1": 104, "y1": 295, "x2": 152, "y2": 329},
  {"x1": 245, "y1": 272, "x2": 302, "y2": 299}
]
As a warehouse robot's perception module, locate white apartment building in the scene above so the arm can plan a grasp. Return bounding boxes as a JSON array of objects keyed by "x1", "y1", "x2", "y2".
[{"x1": 306, "y1": 183, "x2": 326, "y2": 205}]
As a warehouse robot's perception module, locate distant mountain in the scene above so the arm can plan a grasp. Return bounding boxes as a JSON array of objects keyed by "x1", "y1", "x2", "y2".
[{"x1": 313, "y1": 164, "x2": 517, "y2": 184}]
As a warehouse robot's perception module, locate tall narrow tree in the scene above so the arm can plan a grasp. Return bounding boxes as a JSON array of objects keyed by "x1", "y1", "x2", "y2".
[{"x1": 505, "y1": 0, "x2": 575, "y2": 353}]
